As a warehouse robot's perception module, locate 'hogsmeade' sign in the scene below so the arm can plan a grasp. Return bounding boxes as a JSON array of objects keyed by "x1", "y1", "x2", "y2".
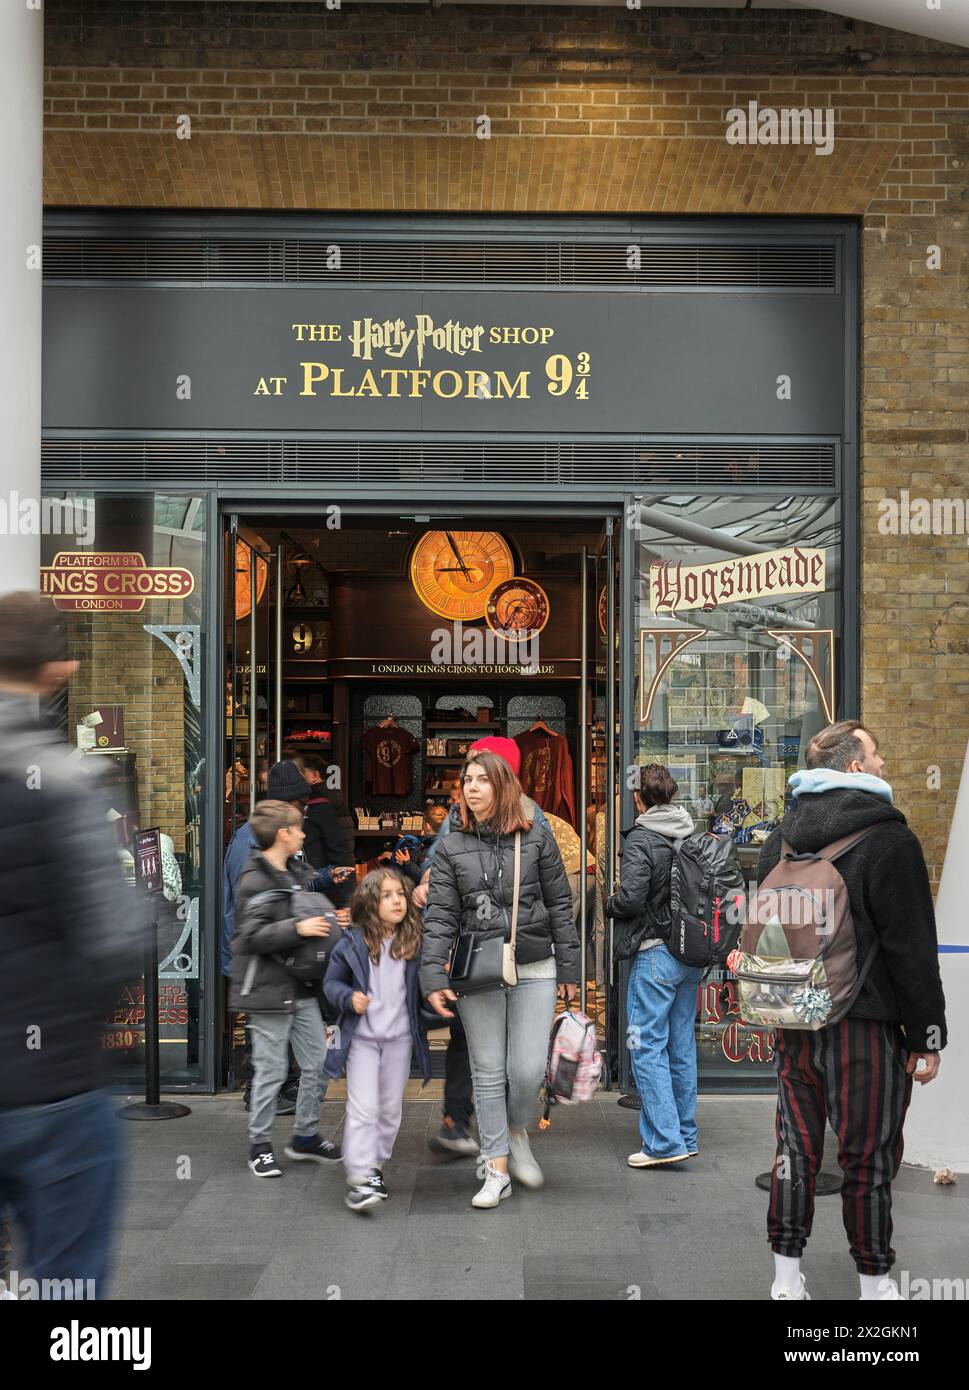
[{"x1": 650, "y1": 546, "x2": 825, "y2": 615}]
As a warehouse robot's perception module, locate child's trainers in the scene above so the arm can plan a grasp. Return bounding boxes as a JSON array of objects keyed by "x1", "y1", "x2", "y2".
[
  {"x1": 371, "y1": 1168, "x2": 389, "y2": 1200},
  {"x1": 284, "y1": 1134, "x2": 342, "y2": 1164},
  {"x1": 249, "y1": 1144, "x2": 282, "y2": 1178},
  {"x1": 345, "y1": 1173, "x2": 384, "y2": 1213}
]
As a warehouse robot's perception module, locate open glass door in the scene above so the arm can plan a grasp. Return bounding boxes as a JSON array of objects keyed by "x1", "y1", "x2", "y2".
[
  {"x1": 579, "y1": 515, "x2": 620, "y2": 1082},
  {"x1": 222, "y1": 518, "x2": 278, "y2": 1088}
]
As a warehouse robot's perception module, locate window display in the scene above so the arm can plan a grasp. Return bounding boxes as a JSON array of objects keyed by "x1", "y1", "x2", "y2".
[
  {"x1": 40, "y1": 492, "x2": 208, "y2": 1086},
  {"x1": 633, "y1": 495, "x2": 841, "y2": 1081}
]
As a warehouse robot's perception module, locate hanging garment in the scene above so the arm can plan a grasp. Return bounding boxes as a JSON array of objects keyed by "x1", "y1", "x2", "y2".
[
  {"x1": 514, "y1": 729, "x2": 576, "y2": 826},
  {"x1": 361, "y1": 724, "x2": 419, "y2": 796}
]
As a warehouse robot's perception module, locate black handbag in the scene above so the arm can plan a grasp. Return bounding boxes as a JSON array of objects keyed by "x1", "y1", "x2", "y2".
[{"x1": 449, "y1": 832, "x2": 521, "y2": 997}]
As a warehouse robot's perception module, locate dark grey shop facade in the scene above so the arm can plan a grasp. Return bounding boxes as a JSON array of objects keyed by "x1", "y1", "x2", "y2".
[{"x1": 40, "y1": 212, "x2": 859, "y2": 1093}]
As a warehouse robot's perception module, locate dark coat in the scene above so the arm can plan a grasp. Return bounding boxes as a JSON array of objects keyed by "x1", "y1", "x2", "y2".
[
  {"x1": 322, "y1": 927, "x2": 432, "y2": 1083},
  {"x1": 757, "y1": 787, "x2": 947, "y2": 1053},
  {"x1": 0, "y1": 694, "x2": 143, "y2": 1106},
  {"x1": 419, "y1": 803, "x2": 579, "y2": 997},
  {"x1": 302, "y1": 794, "x2": 355, "y2": 904},
  {"x1": 605, "y1": 824, "x2": 676, "y2": 959},
  {"x1": 229, "y1": 851, "x2": 321, "y2": 1013}
]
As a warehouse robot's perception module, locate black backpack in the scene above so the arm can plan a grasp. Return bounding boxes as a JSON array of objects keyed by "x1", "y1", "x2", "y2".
[{"x1": 666, "y1": 832, "x2": 745, "y2": 969}]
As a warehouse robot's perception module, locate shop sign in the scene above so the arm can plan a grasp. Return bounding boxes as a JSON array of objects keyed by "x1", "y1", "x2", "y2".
[
  {"x1": 44, "y1": 287, "x2": 844, "y2": 435},
  {"x1": 649, "y1": 545, "x2": 825, "y2": 615},
  {"x1": 40, "y1": 551, "x2": 195, "y2": 613}
]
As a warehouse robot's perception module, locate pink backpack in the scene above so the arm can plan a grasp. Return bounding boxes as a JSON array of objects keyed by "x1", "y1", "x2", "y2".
[{"x1": 539, "y1": 1004, "x2": 603, "y2": 1128}]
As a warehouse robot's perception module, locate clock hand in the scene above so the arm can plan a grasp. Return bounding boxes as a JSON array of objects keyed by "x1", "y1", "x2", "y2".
[
  {"x1": 436, "y1": 565, "x2": 482, "y2": 576},
  {"x1": 444, "y1": 531, "x2": 472, "y2": 578}
]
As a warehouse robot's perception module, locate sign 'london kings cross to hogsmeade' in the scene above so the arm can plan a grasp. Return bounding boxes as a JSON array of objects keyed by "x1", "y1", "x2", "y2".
[{"x1": 42, "y1": 287, "x2": 844, "y2": 436}]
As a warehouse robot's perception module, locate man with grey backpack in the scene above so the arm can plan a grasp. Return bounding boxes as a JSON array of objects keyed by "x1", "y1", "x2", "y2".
[{"x1": 748, "y1": 721, "x2": 946, "y2": 1302}]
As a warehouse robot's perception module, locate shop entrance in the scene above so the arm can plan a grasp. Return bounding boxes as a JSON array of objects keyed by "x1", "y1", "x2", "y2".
[{"x1": 221, "y1": 506, "x2": 621, "y2": 1091}]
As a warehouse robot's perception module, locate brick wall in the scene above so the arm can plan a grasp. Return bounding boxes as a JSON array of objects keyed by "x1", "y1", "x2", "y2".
[
  {"x1": 42, "y1": 3, "x2": 969, "y2": 878},
  {"x1": 66, "y1": 611, "x2": 188, "y2": 852}
]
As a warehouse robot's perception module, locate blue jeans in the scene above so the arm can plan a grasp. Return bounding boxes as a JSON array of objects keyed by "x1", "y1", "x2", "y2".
[
  {"x1": 0, "y1": 1089, "x2": 125, "y2": 1298},
  {"x1": 627, "y1": 944, "x2": 705, "y2": 1158}
]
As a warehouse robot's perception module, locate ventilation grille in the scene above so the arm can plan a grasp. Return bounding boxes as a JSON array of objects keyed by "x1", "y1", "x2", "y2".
[
  {"x1": 42, "y1": 238, "x2": 837, "y2": 290},
  {"x1": 41, "y1": 438, "x2": 838, "y2": 489}
]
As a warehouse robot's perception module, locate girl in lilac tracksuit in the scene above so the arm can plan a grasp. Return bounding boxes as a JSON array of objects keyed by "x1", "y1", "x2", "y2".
[{"x1": 323, "y1": 868, "x2": 431, "y2": 1212}]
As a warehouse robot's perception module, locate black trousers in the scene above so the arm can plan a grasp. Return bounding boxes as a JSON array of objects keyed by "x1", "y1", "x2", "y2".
[{"x1": 443, "y1": 1010, "x2": 474, "y2": 1128}]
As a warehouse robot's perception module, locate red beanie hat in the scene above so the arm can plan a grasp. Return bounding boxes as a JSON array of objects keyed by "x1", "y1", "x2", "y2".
[{"x1": 469, "y1": 736, "x2": 521, "y2": 777}]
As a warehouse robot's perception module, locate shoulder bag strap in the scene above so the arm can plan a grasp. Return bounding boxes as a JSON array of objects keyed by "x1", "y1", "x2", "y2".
[
  {"x1": 510, "y1": 831, "x2": 522, "y2": 949},
  {"x1": 817, "y1": 825, "x2": 879, "y2": 863}
]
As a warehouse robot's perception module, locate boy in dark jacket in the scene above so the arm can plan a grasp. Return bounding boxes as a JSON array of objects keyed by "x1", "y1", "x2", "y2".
[
  {"x1": 230, "y1": 800, "x2": 343, "y2": 1177},
  {"x1": 757, "y1": 721, "x2": 946, "y2": 1303}
]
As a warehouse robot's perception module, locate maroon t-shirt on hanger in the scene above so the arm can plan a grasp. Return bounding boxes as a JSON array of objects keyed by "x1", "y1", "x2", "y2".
[{"x1": 362, "y1": 725, "x2": 419, "y2": 796}]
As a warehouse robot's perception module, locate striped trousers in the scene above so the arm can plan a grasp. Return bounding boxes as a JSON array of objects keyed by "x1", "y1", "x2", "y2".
[{"x1": 768, "y1": 1019, "x2": 913, "y2": 1276}]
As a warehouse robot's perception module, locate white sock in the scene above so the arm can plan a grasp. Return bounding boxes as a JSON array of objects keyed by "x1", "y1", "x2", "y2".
[
  {"x1": 859, "y1": 1273, "x2": 892, "y2": 1300},
  {"x1": 772, "y1": 1254, "x2": 802, "y2": 1294}
]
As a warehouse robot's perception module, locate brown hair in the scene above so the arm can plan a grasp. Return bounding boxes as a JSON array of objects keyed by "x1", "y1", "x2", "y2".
[
  {"x1": 250, "y1": 799, "x2": 302, "y2": 849},
  {"x1": 424, "y1": 805, "x2": 448, "y2": 833},
  {"x1": 805, "y1": 721, "x2": 878, "y2": 772},
  {"x1": 457, "y1": 750, "x2": 532, "y2": 835},
  {"x1": 350, "y1": 868, "x2": 423, "y2": 963},
  {"x1": 0, "y1": 593, "x2": 68, "y2": 682},
  {"x1": 635, "y1": 763, "x2": 678, "y2": 809}
]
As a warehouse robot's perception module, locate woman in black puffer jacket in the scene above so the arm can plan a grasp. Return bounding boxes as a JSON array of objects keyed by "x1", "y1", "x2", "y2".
[{"x1": 421, "y1": 750, "x2": 579, "y2": 1209}]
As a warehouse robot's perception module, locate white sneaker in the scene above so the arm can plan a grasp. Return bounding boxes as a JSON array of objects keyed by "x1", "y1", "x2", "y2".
[
  {"x1": 471, "y1": 1161, "x2": 512, "y2": 1209},
  {"x1": 508, "y1": 1130, "x2": 544, "y2": 1189},
  {"x1": 863, "y1": 1278, "x2": 904, "y2": 1301},
  {"x1": 771, "y1": 1273, "x2": 811, "y2": 1301},
  {"x1": 628, "y1": 1150, "x2": 690, "y2": 1168}
]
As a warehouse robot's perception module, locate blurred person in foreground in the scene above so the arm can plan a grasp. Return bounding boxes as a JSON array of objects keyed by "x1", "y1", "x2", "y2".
[{"x1": 0, "y1": 593, "x2": 141, "y2": 1299}]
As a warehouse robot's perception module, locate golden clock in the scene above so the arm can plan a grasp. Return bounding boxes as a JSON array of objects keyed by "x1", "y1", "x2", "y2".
[
  {"x1": 409, "y1": 530, "x2": 515, "y2": 620},
  {"x1": 485, "y1": 577, "x2": 550, "y2": 639}
]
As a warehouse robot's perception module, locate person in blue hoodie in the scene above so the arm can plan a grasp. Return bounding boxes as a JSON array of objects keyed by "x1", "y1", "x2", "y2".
[{"x1": 323, "y1": 868, "x2": 431, "y2": 1212}]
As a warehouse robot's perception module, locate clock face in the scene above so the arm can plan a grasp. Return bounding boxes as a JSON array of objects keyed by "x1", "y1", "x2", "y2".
[
  {"x1": 409, "y1": 530, "x2": 515, "y2": 620},
  {"x1": 234, "y1": 540, "x2": 269, "y2": 622},
  {"x1": 485, "y1": 577, "x2": 550, "y2": 640}
]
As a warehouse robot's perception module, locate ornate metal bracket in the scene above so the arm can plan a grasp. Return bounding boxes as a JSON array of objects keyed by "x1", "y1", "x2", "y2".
[
  {"x1": 144, "y1": 624, "x2": 201, "y2": 709},
  {"x1": 766, "y1": 629, "x2": 836, "y2": 725},
  {"x1": 639, "y1": 627, "x2": 706, "y2": 725}
]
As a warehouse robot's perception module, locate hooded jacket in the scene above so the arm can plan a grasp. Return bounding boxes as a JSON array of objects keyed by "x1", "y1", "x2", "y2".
[
  {"x1": 757, "y1": 773, "x2": 947, "y2": 1053},
  {"x1": 229, "y1": 850, "x2": 325, "y2": 1013},
  {"x1": 419, "y1": 801, "x2": 579, "y2": 996},
  {"x1": 322, "y1": 927, "x2": 432, "y2": 1083},
  {"x1": 0, "y1": 692, "x2": 143, "y2": 1105},
  {"x1": 606, "y1": 804, "x2": 696, "y2": 959}
]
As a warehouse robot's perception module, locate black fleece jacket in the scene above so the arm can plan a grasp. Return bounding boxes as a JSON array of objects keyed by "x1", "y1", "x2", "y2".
[{"x1": 757, "y1": 787, "x2": 946, "y2": 1053}]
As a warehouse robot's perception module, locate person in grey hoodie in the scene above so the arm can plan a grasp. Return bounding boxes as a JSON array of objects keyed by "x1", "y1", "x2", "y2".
[{"x1": 606, "y1": 764, "x2": 703, "y2": 1168}]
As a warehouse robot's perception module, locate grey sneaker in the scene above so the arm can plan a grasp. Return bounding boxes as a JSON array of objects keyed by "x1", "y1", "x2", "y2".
[
  {"x1": 471, "y1": 1161, "x2": 512, "y2": 1209},
  {"x1": 428, "y1": 1120, "x2": 479, "y2": 1158},
  {"x1": 508, "y1": 1130, "x2": 544, "y2": 1189}
]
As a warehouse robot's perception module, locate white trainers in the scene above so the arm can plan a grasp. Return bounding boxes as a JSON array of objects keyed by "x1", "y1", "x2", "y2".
[
  {"x1": 471, "y1": 1161, "x2": 512, "y2": 1209},
  {"x1": 771, "y1": 1273, "x2": 811, "y2": 1301},
  {"x1": 863, "y1": 1278, "x2": 904, "y2": 1301},
  {"x1": 628, "y1": 1150, "x2": 690, "y2": 1168},
  {"x1": 508, "y1": 1130, "x2": 544, "y2": 1190}
]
